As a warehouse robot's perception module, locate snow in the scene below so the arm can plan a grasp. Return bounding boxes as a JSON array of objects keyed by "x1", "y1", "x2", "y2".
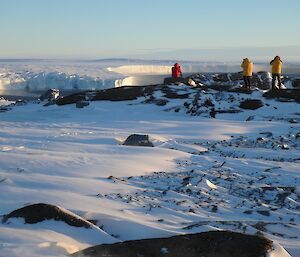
[{"x1": 0, "y1": 66, "x2": 299, "y2": 256}]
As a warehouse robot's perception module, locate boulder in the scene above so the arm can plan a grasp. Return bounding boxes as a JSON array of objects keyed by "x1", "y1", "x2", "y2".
[
  {"x1": 123, "y1": 134, "x2": 153, "y2": 147},
  {"x1": 71, "y1": 231, "x2": 273, "y2": 257},
  {"x1": 2, "y1": 203, "x2": 92, "y2": 228},
  {"x1": 240, "y1": 99, "x2": 264, "y2": 110}
]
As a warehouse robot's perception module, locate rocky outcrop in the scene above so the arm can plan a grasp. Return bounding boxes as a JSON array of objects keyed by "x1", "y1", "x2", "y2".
[
  {"x1": 164, "y1": 77, "x2": 197, "y2": 87},
  {"x1": 240, "y1": 99, "x2": 264, "y2": 110},
  {"x1": 123, "y1": 134, "x2": 153, "y2": 147},
  {"x1": 92, "y1": 86, "x2": 152, "y2": 101},
  {"x1": 56, "y1": 92, "x2": 87, "y2": 106},
  {"x1": 71, "y1": 231, "x2": 273, "y2": 257},
  {"x1": 263, "y1": 89, "x2": 300, "y2": 102},
  {"x1": 2, "y1": 203, "x2": 92, "y2": 228},
  {"x1": 191, "y1": 71, "x2": 272, "y2": 90}
]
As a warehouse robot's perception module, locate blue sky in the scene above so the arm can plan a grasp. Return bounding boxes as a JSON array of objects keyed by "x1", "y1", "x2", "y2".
[{"x1": 0, "y1": 0, "x2": 300, "y2": 60}]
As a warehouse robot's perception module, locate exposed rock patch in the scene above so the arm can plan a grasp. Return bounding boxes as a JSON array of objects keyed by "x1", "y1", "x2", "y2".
[
  {"x1": 2, "y1": 203, "x2": 92, "y2": 228},
  {"x1": 239, "y1": 99, "x2": 264, "y2": 110},
  {"x1": 123, "y1": 134, "x2": 153, "y2": 147},
  {"x1": 71, "y1": 231, "x2": 273, "y2": 257},
  {"x1": 263, "y1": 89, "x2": 300, "y2": 102}
]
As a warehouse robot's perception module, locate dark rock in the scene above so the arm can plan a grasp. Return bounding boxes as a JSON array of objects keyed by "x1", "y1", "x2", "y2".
[
  {"x1": 144, "y1": 96, "x2": 168, "y2": 106},
  {"x1": 212, "y1": 73, "x2": 230, "y2": 83},
  {"x1": 39, "y1": 89, "x2": 60, "y2": 102},
  {"x1": 71, "y1": 231, "x2": 273, "y2": 257},
  {"x1": 56, "y1": 92, "x2": 87, "y2": 105},
  {"x1": 2, "y1": 203, "x2": 91, "y2": 228},
  {"x1": 263, "y1": 89, "x2": 300, "y2": 102},
  {"x1": 240, "y1": 99, "x2": 264, "y2": 110},
  {"x1": 93, "y1": 86, "x2": 149, "y2": 101},
  {"x1": 123, "y1": 134, "x2": 153, "y2": 147},
  {"x1": 76, "y1": 100, "x2": 90, "y2": 108},
  {"x1": 230, "y1": 72, "x2": 243, "y2": 81},
  {"x1": 292, "y1": 78, "x2": 300, "y2": 88},
  {"x1": 0, "y1": 106, "x2": 11, "y2": 112},
  {"x1": 153, "y1": 99, "x2": 168, "y2": 106},
  {"x1": 256, "y1": 210, "x2": 270, "y2": 216},
  {"x1": 161, "y1": 86, "x2": 190, "y2": 99},
  {"x1": 56, "y1": 86, "x2": 156, "y2": 105},
  {"x1": 163, "y1": 77, "x2": 188, "y2": 85}
]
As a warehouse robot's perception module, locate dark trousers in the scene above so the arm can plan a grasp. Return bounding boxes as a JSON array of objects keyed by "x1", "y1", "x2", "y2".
[
  {"x1": 272, "y1": 74, "x2": 281, "y2": 89},
  {"x1": 243, "y1": 76, "x2": 251, "y2": 88}
]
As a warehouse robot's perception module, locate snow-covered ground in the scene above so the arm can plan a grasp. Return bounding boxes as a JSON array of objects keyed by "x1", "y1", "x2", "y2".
[{"x1": 0, "y1": 81, "x2": 299, "y2": 257}]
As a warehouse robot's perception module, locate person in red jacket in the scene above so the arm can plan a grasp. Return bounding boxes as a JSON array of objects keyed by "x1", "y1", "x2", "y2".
[{"x1": 171, "y1": 63, "x2": 182, "y2": 78}]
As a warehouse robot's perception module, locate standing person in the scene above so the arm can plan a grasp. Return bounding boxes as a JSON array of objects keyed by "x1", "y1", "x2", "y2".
[
  {"x1": 171, "y1": 63, "x2": 182, "y2": 78},
  {"x1": 270, "y1": 56, "x2": 283, "y2": 90},
  {"x1": 241, "y1": 58, "x2": 253, "y2": 89}
]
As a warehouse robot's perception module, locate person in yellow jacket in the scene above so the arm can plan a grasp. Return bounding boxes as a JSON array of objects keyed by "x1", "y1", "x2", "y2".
[
  {"x1": 270, "y1": 56, "x2": 283, "y2": 90},
  {"x1": 241, "y1": 58, "x2": 253, "y2": 89}
]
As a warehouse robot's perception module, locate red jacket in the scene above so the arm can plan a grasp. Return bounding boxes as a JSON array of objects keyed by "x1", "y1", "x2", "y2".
[{"x1": 172, "y1": 63, "x2": 182, "y2": 78}]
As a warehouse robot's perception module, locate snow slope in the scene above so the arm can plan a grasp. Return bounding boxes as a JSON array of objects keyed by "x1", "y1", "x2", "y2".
[{"x1": 0, "y1": 85, "x2": 299, "y2": 257}]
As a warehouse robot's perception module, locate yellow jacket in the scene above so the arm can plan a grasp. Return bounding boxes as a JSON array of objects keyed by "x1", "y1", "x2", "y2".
[
  {"x1": 270, "y1": 56, "x2": 282, "y2": 74},
  {"x1": 241, "y1": 58, "x2": 253, "y2": 76}
]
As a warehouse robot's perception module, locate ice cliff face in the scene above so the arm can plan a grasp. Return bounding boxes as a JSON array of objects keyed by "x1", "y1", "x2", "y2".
[{"x1": 0, "y1": 71, "x2": 117, "y2": 92}]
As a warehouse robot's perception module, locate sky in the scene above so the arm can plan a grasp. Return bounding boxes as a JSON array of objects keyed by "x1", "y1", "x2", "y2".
[{"x1": 0, "y1": 0, "x2": 300, "y2": 61}]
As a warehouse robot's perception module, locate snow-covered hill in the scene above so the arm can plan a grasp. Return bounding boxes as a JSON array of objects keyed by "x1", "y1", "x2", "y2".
[{"x1": 0, "y1": 77, "x2": 299, "y2": 256}]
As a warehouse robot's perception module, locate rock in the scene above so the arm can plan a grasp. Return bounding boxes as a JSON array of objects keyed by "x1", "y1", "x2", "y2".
[
  {"x1": 292, "y1": 78, "x2": 300, "y2": 88},
  {"x1": 263, "y1": 89, "x2": 300, "y2": 102},
  {"x1": 93, "y1": 86, "x2": 150, "y2": 101},
  {"x1": 240, "y1": 99, "x2": 264, "y2": 110},
  {"x1": 39, "y1": 89, "x2": 60, "y2": 102},
  {"x1": 56, "y1": 92, "x2": 87, "y2": 105},
  {"x1": 230, "y1": 72, "x2": 243, "y2": 81},
  {"x1": 71, "y1": 231, "x2": 273, "y2": 257},
  {"x1": 163, "y1": 77, "x2": 188, "y2": 85},
  {"x1": 256, "y1": 210, "x2": 270, "y2": 216},
  {"x1": 123, "y1": 134, "x2": 153, "y2": 147},
  {"x1": 76, "y1": 100, "x2": 90, "y2": 108},
  {"x1": 212, "y1": 73, "x2": 230, "y2": 83},
  {"x1": 161, "y1": 86, "x2": 190, "y2": 99},
  {"x1": 252, "y1": 72, "x2": 272, "y2": 90},
  {"x1": 2, "y1": 203, "x2": 92, "y2": 228}
]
